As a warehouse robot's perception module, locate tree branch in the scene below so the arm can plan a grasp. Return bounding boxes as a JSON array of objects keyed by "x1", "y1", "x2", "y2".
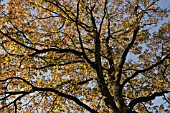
[
  {"x1": 75, "y1": 1, "x2": 95, "y2": 69},
  {"x1": 128, "y1": 90, "x2": 170, "y2": 111},
  {"x1": 29, "y1": 48, "x2": 83, "y2": 56},
  {"x1": 0, "y1": 77, "x2": 34, "y2": 88},
  {"x1": 45, "y1": 0, "x2": 93, "y2": 32},
  {"x1": 117, "y1": 26, "x2": 140, "y2": 84},
  {"x1": 14, "y1": 101, "x2": 17, "y2": 113},
  {"x1": 90, "y1": 1, "x2": 119, "y2": 111},
  {"x1": 0, "y1": 31, "x2": 37, "y2": 51},
  {"x1": 55, "y1": 78, "x2": 94, "y2": 88},
  {"x1": 33, "y1": 87, "x2": 98, "y2": 113},
  {"x1": 0, "y1": 77, "x2": 97, "y2": 113},
  {"x1": 98, "y1": 0, "x2": 107, "y2": 35},
  {"x1": 163, "y1": 94, "x2": 170, "y2": 104},
  {"x1": 106, "y1": 19, "x2": 115, "y2": 81},
  {"x1": 0, "y1": 95, "x2": 25, "y2": 111},
  {"x1": 122, "y1": 54, "x2": 170, "y2": 86},
  {"x1": 34, "y1": 60, "x2": 84, "y2": 70}
]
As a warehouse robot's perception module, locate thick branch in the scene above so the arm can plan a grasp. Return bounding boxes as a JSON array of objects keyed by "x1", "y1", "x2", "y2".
[
  {"x1": 106, "y1": 19, "x2": 115, "y2": 80},
  {"x1": 90, "y1": 1, "x2": 119, "y2": 111}
]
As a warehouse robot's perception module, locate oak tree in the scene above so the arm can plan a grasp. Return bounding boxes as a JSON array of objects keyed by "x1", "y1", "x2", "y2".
[{"x1": 0, "y1": 0, "x2": 170, "y2": 112}]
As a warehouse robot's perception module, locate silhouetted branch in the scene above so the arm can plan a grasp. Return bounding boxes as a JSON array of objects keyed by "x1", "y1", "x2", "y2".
[
  {"x1": 34, "y1": 87, "x2": 98, "y2": 113},
  {"x1": 14, "y1": 101, "x2": 17, "y2": 113},
  {"x1": 0, "y1": 77, "x2": 97, "y2": 113},
  {"x1": 34, "y1": 60, "x2": 84, "y2": 70},
  {"x1": 76, "y1": 78, "x2": 93, "y2": 85},
  {"x1": 161, "y1": 65, "x2": 170, "y2": 83},
  {"x1": 0, "y1": 77, "x2": 34, "y2": 88},
  {"x1": 0, "y1": 94, "x2": 26, "y2": 111},
  {"x1": 55, "y1": 78, "x2": 94, "y2": 87},
  {"x1": 44, "y1": 0, "x2": 93, "y2": 32},
  {"x1": 122, "y1": 54, "x2": 170, "y2": 86},
  {"x1": 128, "y1": 90, "x2": 170, "y2": 111},
  {"x1": 0, "y1": 31, "x2": 37, "y2": 51},
  {"x1": 117, "y1": 26, "x2": 140, "y2": 84},
  {"x1": 163, "y1": 94, "x2": 170, "y2": 104},
  {"x1": 0, "y1": 31, "x2": 85, "y2": 58},
  {"x1": 29, "y1": 48, "x2": 83, "y2": 57},
  {"x1": 75, "y1": 1, "x2": 95, "y2": 69},
  {"x1": 141, "y1": 102, "x2": 150, "y2": 113}
]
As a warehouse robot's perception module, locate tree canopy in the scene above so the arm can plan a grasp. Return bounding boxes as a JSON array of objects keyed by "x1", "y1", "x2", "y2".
[{"x1": 0, "y1": 0, "x2": 169, "y2": 113}]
